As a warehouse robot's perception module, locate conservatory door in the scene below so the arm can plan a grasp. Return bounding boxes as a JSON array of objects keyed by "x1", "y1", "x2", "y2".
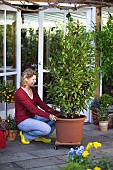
[{"x1": 38, "y1": 7, "x2": 96, "y2": 122}]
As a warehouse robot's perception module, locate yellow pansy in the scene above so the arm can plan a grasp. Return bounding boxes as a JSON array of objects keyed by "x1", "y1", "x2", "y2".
[
  {"x1": 93, "y1": 142, "x2": 102, "y2": 149},
  {"x1": 94, "y1": 166, "x2": 101, "y2": 170},
  {"x1": 85, "y1": 142, "x2": 93, "y2": 151},
  {"x1": 82, "y1": 150, "x2": 89, "y2": 158}
]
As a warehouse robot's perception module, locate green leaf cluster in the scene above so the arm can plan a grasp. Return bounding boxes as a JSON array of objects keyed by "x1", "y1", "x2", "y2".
[
  {"x1": 98, "y1": 93, "x2": 113, "y2": 121},
  {"x1": 62, "y1": 162, "x2": 85, "y2": 170},
  {"x1": 5, "y1": 114, "x2": 18, "y2": 130},
  {"x1": 46, "y1": 18, "x2": 100, "y2": 118},
  {"x1": 94, "y1": 13, "x2": 113, "y2": 87}
]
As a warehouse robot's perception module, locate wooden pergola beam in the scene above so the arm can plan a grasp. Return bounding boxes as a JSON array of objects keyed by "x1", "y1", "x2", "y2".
[
  {"x1": 6, "y1": 0, "x2": 113, "y2": 2},
  {"x1": 96, "y1": 7, "x2": 101, "y2": 99},
  {"x1": 4, "y1": 0, "x2": 113, "y2": 6},
  {"x1": 1, "y1": 0, "x2": 112, "y2": 13}
]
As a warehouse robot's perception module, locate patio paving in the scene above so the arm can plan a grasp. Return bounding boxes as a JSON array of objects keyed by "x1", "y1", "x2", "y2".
[{"x1": 0, "y1": 123, "x2": 113, "y2": 170}]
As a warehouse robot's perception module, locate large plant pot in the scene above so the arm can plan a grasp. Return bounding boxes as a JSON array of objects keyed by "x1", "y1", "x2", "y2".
[
  {"x1": 99, "y1": 121, "x2": 108, "y2": 132},
  {"x1": 0, "y1": 130, "x2": 6, "y2": 149},
  {"x1": 55, "y1": 115, "x2": 86, "y2": 147}
]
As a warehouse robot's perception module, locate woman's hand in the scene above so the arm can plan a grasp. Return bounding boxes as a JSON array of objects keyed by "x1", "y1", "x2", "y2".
[{"x1": 49, "y1": 114, "x2": 57, "y2": 121}]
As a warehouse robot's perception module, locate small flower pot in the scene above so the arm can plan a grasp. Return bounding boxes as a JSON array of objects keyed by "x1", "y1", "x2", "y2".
[
  {"x1": 7, "y1": 130, "x2": 18, "y2": 141},
  {"x1": 0, "y1": 130, "x2": 6, "y2": 149},
  {"x1": 99, "y1": 121, "x2": 108, "y2": 132}
]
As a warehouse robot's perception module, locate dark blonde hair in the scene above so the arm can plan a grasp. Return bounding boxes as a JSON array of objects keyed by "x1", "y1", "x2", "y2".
[{"x1": 20, "y1": 68, "x2": 38, "y2": 87}]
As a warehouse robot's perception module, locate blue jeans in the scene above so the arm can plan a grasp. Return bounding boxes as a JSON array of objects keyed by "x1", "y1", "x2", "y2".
[{"x1": 17, "y1": 115, "x2": 55, "y2": 141}]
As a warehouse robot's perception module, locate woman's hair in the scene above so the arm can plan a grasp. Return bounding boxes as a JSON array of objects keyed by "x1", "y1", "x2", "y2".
[{"x1": 20, "y1": 68, "x2": 38, "y2": 87}]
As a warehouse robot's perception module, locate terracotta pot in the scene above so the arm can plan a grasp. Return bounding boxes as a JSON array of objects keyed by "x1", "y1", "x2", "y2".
[
  {"x1": 7, "y1": 130, "x2": 18, "y2": 141},
  {"x1": 0, "y1": 130, "x2": 6, "y2": 149},
  {"x1": 99, "y1": 121, "x2": 108, "y2": 132},
  {"x1": 108, "y1": 113, "x2": 113, "y2": 129},
  {"x1": 55, "y1": 115, "x2": 86, "y2": 146},
  {"x1": 92, "y1": 110, "x2": 99, "y2": 125}
]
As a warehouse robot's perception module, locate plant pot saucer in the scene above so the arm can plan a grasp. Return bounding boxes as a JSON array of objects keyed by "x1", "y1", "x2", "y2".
[{"x1": 54, "y1": 140, "x2": 81, "y2": 149}]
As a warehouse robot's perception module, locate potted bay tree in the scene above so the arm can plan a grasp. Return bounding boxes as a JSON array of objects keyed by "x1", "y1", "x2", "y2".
[{"x1": 46, "y1": 15, "x2": 100, "y2": 147}]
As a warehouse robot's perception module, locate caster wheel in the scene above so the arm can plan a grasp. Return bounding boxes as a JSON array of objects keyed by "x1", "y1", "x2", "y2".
[{"x1": 54, "y1": 145, "x2": 58, "y2": 150}]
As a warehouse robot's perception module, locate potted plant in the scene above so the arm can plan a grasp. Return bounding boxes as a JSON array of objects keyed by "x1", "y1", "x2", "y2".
[
  {"x1": 5, "y1": 114, "x2": 18, "y2": 141},
  {"x1": 89, "y1": 98, "x2": 100, "y2": 125},
  {"x1": 0, "y1": 81, "x2": 17, "y2": 141},
  {"x1": 0, "y1": 81, "x2": 16, "y2": 118},
  {"x1": 98, "y1": 94, "x2": 113, "y2": 132},
  {"x1": 89, "y1": 94, "x2": 113, "y2": 129},
  {"x1": 46, "y1": 15, "x2": 100, "y2": 147}
]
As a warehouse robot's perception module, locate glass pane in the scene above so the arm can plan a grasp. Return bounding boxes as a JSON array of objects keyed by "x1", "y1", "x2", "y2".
[
  {"x1": 6, "y1": 11, "x2": 16, "y2": 69},
  {"x1": 21, "y1": 28, "x2": 38, "y2": 72},
  {"x1": 43, "y1": 12, "x2": 64, "y2": 69},
  {"x1": 101, "y1": 8, "x2": 113, "y2": 95},
  {"x1": 43, "y1": 12, "x2": 87, "y2": 69},
  {"x1": 0, "y1": 76, "x2": 16, "y2": 112},
  {"x1": 21, "y1": 13, "x2": 38, "y2": 72},
  {"x1": 0, "y1": 11, "x2": 4, "y2": 73},
  {"x1": 6, "y1": 75, "x2": 15, "y2": 111},
  {"x1": 43, "y1": 72, "x2": 52, "y2": 103}
]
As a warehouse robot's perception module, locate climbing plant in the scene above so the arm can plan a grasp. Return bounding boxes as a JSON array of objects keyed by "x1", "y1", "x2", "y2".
[{"x1": 94, "y1": 13, "x2": 113, "y2": 93}]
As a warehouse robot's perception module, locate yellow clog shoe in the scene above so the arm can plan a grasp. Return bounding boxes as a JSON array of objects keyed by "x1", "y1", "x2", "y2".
[
  {"x1": 34, "y1": 137, "x2": 51, "y2": 143},
  {"x1": 20, "y1": 131, "x2": 30, "y2": 145}
]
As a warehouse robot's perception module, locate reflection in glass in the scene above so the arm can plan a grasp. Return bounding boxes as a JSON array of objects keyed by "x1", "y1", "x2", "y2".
[
  {"x1": 43, "y1": 12, "x2": 86, "y2": 69},
  {"x1": 6, "y1": 75, "x2": 15, "y2": 111},
  {"x1": 21, "y1": 28, "x2": 38, "y2": 72},
  {"x1": 43, "y1": 12, "x2": 64, "y2": 69},
  {"x1": 43, "y1": 72, "x2": 52, "y2": 103},
  {"x1": 0, "y1": 75, "x2": 15, "y2": 112},
  {"x1": 6, "y1": 11, "x2": 16, "y2": 68},
  {"x1": 0, "y1": 11, "x2": 4, "y2": 72}
]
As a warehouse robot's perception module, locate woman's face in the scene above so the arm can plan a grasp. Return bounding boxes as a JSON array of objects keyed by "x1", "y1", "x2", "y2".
[{"x1": 26, "y1": 75, "x2": 36, "y2": 87}]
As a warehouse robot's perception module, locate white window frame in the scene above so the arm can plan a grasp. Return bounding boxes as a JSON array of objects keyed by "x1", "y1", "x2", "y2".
[{"x1": 0, "y1": 5, "x2": 21, "y2": 89}]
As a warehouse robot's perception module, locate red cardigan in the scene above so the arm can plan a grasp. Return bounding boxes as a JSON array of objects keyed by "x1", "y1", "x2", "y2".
[{"x1": 15, "y1": 87, "x2": 58, "y2": 125}]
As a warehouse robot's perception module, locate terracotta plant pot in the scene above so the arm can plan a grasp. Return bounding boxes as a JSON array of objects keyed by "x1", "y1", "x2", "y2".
[
  {"x1": 99, "y1": 121, "x2": 108, "y2": 132},
  {"x1": 55, "y1": 115, "x2": 86, "y2": 146},
  {"x1": 92, "y1": 110, "x2": 99, "y2": 125},
  {"x1": 108, "y1": 113, "x2": 113, "y2": 129},
  {"x1": 0, "y1": 130, "x2": 6, "y2": 149},
  {"x1": 7, "y1": 130, "x2": 18, "y2": 141}
]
